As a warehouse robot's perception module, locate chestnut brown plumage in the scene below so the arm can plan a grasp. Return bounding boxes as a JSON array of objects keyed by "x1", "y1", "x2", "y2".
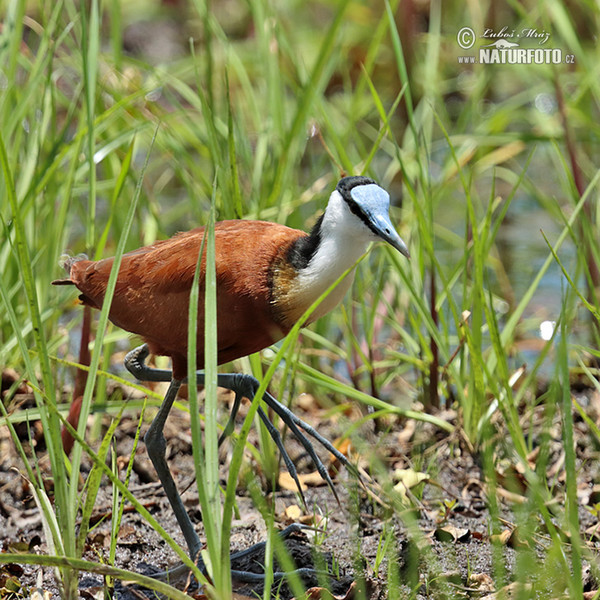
[
  {"x1": 53, "y1": 175, "x2": 409, "y2": 585},
  {"x1": 56, "y1": 220, "x2": 307, "y2": 379}
]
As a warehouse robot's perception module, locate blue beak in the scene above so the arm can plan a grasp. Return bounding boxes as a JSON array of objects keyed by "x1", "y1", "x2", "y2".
[{"x1": 350, "y1": 183, "x2": 410, "y2": 258}]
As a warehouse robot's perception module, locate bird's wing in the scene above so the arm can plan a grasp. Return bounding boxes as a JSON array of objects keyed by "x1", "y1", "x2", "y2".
[{"x1": 66, "y1": 220, "x2": 307, "y2": 365}]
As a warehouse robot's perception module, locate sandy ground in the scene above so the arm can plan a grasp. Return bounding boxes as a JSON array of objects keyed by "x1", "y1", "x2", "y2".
[{"x1": 2, "y1": 381, "x2": 600, "y2": 599}]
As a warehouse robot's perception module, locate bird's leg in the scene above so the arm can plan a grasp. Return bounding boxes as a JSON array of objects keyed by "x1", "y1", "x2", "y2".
[
  {"x1": 217, "y1": 390, "x2": 243, "y2": 447},
  {"x1": 207, "y1": 372, "x2": 357, "y2": 503},
  {"x1": 126, "y1": 345, "x2": 241, "y2": 448},
  {"x1": 126, "y1": 345, "x2": 355, "y2": 499},
  {"x1": 256, "y1": 406, "x2": 306, "y2": 503},
  {"x1": 124, "y1": 344, "x2": 344, "y2": 584},
  {"x1": 144, "y1": 389, "x2": 318, "y2": 582},
  {"x1": 260, "y1": 387, "x2": 358, "y2": 479},
  {"x1": 144, "y1": 377, "x2": 204, "y2": 561},
  {"x1": 217, "y1": 391, "x2": 306, "y2": 500},
  {"x1": 227, "y1": 523, "x2": 326, "y2": 583},
  {"x1": 124, "y1": 344, "x2": 172, "y2": 382},
  {"x1": 125, "y1": 345, "x2": 203, "y2": 562}
]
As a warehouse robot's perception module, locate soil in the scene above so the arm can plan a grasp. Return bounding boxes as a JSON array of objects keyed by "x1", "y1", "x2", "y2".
[{"x1": 2, "y1": 379, "x2": 600, "y2": 599}]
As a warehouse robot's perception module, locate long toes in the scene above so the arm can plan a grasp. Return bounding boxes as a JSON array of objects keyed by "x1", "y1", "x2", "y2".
[
  {"x1": 277, "y1": 522, "x2": 314, "y2": 538},
  {"x1": 270, "y1": 567, "x2": 333, "y2": 582},
  {"x1": 228, "y1": 523, "x2": 312, "y2": 564},
  {"x1": 219, "y1": 392, "x2": 243, "y2": 447},
  {"x1": 276, "y1": 413, "x2": 338, "y2": 501},
  {"x1": 260, "y1": 395, "x2": 342, "y2": 499},
  {"x1": 293, "y1": 431, "x2": 338, "y2": 498},
  {"x1": 218, "y1": 416, "x2": 235, "y2": 447},
  {"x1": 141, "y1": 556, "x2": 206, "y2": 583},
  {"x1": 231, "y1": 566, "x2": 332, "y2": 583},
  {"x1": 230, "y1": 566, "x2": 327, "y2": 583},
  {"x1": 288, "y1": 416, "x2": 354, "y2": 474},
  {"x1": 264, "y1": 392, "x2": 359, "y2": 478},
  {"x1": 229, "y1": 525, "x2": 337, "y2": 584},
  {"x1": 257, "y1": 408, "x2": 307, "y2": 506}
]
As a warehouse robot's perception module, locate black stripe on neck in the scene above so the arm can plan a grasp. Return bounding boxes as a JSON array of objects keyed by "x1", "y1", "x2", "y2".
[{"x1": 286, "y1": 214, "x2": 324, "y2": 270}]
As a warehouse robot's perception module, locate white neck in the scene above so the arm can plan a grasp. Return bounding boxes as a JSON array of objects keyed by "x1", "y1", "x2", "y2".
[{"x1": 285, "y1": 190, "x2": 373, "y2": 323}]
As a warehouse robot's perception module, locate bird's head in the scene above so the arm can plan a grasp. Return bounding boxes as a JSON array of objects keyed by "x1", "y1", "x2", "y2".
[{"x1": 334, "y1": 176, "x2": 410, "y2": 258}]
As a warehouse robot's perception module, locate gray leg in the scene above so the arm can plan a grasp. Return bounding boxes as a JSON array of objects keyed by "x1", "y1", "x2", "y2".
[
  {"x1": 144, "y1": 377, "x2": 203, "y2": 560},
  {"x1": 126, "y1": 346, "x2": 203, "y2": 561},
  {"x1": 125, "y1": 344, "x2": 172, "y2": 382},
  {"x1": 218, "y1": 390, "x2": 243, "y2": 446},
  {"x1": 126, "y1": 344, "x2": 356, "y2": 501},
  {"x1": 212, "y1": 372, "x2": 358, "y2": 499},
  {"x1": 124, "y1": 344, "x2": 348, "y2": 583}
]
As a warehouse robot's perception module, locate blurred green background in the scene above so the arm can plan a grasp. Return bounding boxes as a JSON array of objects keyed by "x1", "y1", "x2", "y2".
[{"x1": 2, "y1": 0, "x2": 600, "y2": 598}]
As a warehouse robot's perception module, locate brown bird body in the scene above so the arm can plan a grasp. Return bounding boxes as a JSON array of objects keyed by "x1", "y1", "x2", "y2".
[
  {"x1": 53, "y1": 176, "x2": 410, "y2": 584},
  {"x1": 58, "y1": 220, "x2": 310, "y2": 379}
]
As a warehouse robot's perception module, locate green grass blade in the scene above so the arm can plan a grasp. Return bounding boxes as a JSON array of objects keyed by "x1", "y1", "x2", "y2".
[
  {"x1": 0, "y1": 553, "x2": 194, "y2": 599},
  {"x1": 68, "y1": 127, "x2": 157, "y2": 556}
]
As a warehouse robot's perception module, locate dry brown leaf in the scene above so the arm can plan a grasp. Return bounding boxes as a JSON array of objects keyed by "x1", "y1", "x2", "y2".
[
  {"x1": 496, "y1": 486, "x2": 527, "y2": 505},
  {"x1": 118, "y1": 523, "x2": 136, "y2": 539},
  {"x1": 489, "y1": 526, "x2": 529, "y2": 549},
  {"x1": 285, "y1": 504, "x2": 303, "y2": 520},
  {"x1": 497, "y1": 462, "x2": 527, "y2": 491},
  {"x1": 525, "y1": 445, "x2": 540, "y2": 469},
  {"x1": 396, "y1": 419, "x2": 416, "y2": 445},
  {"x1": 468, "y1": 572, "x2": 494, "y2": 592},
  {"x1": 333, "y1": 436, "x2": 351, "y2": 458},
  {"x1": 278, "y1": 470, "x2": 326, "y2": 491},
  {"x1": 1, "y1": 367, "x2": 31, "y2": 397},
  {"x1": 279, "y1": 471, "x2": 307, "y2": 491},
  {"x1": 506, "y1": 527, "x2": 530, "y2": 549},
  {"x1": 393, "y1": 468, "x2": 429, "y2": 488},
  {"x1": 393, "y1": 468, "x2": 429, "y2": 502},
  {"x1": 481, "y1": 581, "x2": 531, "y2": 599},
  {"x1": 585, "y1": 522, "x2": 600, "y2": 540},
  {"x1": 434, "y1": 525, "x2": 470, "y2": 543},
  {"x1": 296, "y1": 393, "x2": 316, "y2": 411},
  {"x1": 299, "y1": 513, "x2": 325, "y2": 526},
  {"x1": 298, "y1": 581, "x2": 357, "y2": 600},
  {"x1": 490, "y1": 528, "x2": 512, "y2": 546},
  {"x1": 328, "y1": 436, "x2": 352, "y2": 473},
  {"x1": 79, "y1": 588, "x2": 104, "y2": 600}
]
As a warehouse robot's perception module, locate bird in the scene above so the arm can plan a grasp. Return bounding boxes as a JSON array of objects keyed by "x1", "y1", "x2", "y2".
[{"x1": 53, "y1": 175, "x2": 409, "y2": 582}]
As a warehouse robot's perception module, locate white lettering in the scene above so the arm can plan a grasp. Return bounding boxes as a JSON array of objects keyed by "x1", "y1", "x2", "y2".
[
  {"x1": 482, "y1": 26, "x2": 516, "y2": 39},
  {"x1": 520, "y1": 28, "x2": 550, "y2": 45},
  {"x1": 479, "y1": 47, "x2": 562, "y2": 64}
]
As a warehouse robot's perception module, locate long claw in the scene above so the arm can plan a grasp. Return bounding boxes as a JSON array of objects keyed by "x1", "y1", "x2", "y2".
[
  {"x1": 218, "y1": 391, "x2": 243, "y2": 447},
  {"x1": 125, "y1": 346, "x2": 353, "y2": 586},
  {"x1": 146, "y1": 523, "x2": 331, "y2": 585},
  {"x1": 259, "y1": 389, "x2": 358, "y2": 481},
  {"x1": 229, "y1": 523, "x2": 332, "y2": 583},
  {"x1": 229, "y1": 523, "x2": 309, "y2": 564},
  {"x1": 261, "y1": 395, "x2": 340, "y2": 503},
  {"x1": 256, "y1": 407, "x2": 307, "y2": 507}
]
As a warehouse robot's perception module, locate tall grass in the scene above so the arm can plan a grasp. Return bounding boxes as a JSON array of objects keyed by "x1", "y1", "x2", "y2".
[{"x1": 1, "y1": 0, "x2": 600, "y2": 598}]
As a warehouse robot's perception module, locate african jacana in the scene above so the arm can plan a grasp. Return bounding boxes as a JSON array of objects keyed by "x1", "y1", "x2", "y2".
[{"x1": 53, "y1": 175, "x2": 409, "y2": 582}]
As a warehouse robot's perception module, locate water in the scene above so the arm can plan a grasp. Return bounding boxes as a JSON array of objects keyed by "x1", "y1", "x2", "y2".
[{"x1": 432, "y1": 157, "x2": 579, "y2": 377}]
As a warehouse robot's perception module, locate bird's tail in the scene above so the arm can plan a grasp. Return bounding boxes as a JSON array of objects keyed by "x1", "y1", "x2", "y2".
[{"x1": 51, "y1": 253, "x2": 88, "y2": 285}]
